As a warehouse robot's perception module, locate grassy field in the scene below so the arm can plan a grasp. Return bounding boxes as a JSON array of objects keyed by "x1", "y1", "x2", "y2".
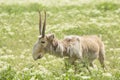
[{"x1": 0, "y1": 0, "x2": 120, "y2": 80}]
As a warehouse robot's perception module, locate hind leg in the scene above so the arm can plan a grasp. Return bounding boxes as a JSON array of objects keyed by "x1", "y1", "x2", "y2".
[
  {"x1": 98, "y1": 57, "x2": 105, "y2": 68},
  {"x1": 98, "y1": 56, "x2": 106, "y2": 71},
  {"x1": 90, "y1": 62, "x2": 94, "y2": 68},
  {"x1": 89, "y1": 52, "x2": 98, "y2": 68},
  {"x1": 99, "y1": 47, "x2": 106, "y2": 71}
]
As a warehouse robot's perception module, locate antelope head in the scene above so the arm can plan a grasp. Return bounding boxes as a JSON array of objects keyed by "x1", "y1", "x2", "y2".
[{"x1": 32, "y1": 11, "x2": 55, "y2": 60}]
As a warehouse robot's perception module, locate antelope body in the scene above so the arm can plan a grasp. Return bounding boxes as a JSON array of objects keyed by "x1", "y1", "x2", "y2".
[{"x1": 32, "y1": 11, "x2": 105, "y2": 70}]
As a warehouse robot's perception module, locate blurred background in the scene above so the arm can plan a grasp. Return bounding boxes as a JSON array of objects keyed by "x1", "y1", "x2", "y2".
[{"x1": 0, "y1": 0, "x2": 120, "y2": 80}]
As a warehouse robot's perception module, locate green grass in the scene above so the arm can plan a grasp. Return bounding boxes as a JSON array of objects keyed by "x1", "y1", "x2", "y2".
[{"x1": 0, "y1": 0, "x2": 120, "y2": 80}]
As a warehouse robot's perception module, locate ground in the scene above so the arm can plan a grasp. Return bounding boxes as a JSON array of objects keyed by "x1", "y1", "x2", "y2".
[{"x1": 0, "y1": 0, "x2": 120, "y2": 80}]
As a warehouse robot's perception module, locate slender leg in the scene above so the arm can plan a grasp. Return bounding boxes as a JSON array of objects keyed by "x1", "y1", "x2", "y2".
[
  {"x1": 90, "y1": 62, "x2": 94, "y2": 68},
  {"x1": 99, "y1": 48, "x2": 107, "y2": 71}
]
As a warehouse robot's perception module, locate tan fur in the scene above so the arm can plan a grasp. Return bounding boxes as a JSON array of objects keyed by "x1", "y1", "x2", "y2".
[{"x1": 33, "y1": 34, "x2": 105, "y2": 69}]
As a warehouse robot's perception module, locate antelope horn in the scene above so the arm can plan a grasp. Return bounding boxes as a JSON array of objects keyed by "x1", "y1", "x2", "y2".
[
  {"x1": 39, "y1": 11, "x2": 42, "y2": 35},
  {"x1": 42, "y1": 11, "x2": 46, "y2": 37}
]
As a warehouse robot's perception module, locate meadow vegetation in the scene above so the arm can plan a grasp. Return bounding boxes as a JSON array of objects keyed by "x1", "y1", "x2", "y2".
[{"x1": 0, "y1": 0, "x2": 120, "y2": 80}]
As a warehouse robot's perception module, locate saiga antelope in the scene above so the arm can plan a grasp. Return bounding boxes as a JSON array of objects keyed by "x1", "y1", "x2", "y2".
[{"x1": 32, "y1": 11, "x2": 106, "y2": 72}]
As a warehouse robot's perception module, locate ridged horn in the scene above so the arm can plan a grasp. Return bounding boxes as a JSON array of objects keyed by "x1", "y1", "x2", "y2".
[{"x1": 42, "y1": 11, "x2": 46, "y2": 37}]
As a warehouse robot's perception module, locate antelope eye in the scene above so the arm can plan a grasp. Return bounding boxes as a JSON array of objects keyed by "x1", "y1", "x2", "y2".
[{"x1": 41, "y1": 41, "x2": 45, "y2": 43}]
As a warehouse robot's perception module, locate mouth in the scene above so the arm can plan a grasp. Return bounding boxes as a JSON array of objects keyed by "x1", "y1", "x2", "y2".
[
  {"x1": 33, "y1": 55, "x2": 42, "y2": 60},
  {"x1": 37, "y1": 55, "x2": 42, "y2": 59},
  {"x1": 36, "y1": 54, "x2": 43, "y2": 60}
]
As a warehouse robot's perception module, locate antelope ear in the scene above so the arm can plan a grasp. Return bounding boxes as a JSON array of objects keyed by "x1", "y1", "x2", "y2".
[
  {"x1": 47, "y1": 34, "x2": 55, "y2": 41},
  {"x1": 49, "y1": 34, "x2": 55, "y2": 41}
]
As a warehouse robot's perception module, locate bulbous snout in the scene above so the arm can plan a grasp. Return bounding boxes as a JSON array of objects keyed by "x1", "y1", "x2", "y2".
[
  {"x1": 32, "y1": 40, "x2": 45, "y2": 60},
  {"x1": 32, "y1": 52, "x2": 43, "y2": 60}
]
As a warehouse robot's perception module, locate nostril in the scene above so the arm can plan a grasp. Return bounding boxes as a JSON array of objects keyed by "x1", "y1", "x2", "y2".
[
  {"x1": 41, "y1": 41, "x2": 45, "y2": 43},
  {"x1": 38, "y1": 56, "x2": 40, "y2": 59},
  {"x1": 37, "y1": 55, "x2": 42, "y2": 59}
]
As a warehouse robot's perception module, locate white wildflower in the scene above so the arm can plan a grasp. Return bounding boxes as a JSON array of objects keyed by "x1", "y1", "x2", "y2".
[
  {"x1": 5, "y1": 26, "x2": 11, "y2": 32},
  {"x1": 109, "y1": 48, "x2": 114, "y2": 51},
  {"x1": 30, "y1": 76, "x2": 36, "y2": 80},
  {"x1": 0, "y1": 55, "x2": 14, "y2": 59},
  {"x1": 6, "y1": 49, "x2": 12, "y2": 53},
  {"x1": 118, "y1": 57, "x2": 120, "y2": 60},
  {"x1": 68, "y1": 68, "x2": 74, "y2": 73},
  {"x1": 0, "y1": 61, "x2": 9, "y2": 69},
  {"x1": 55, "y1": 77, "x2": 60, "y2": 80},
  {"x1": 75, "y1": 74, "x2": 80, "y2": 77},
  {"x1": 0, "y1": 49, "x2": 4, "y2": 54},
  {"x1": 47, "y1": 55, "x2": 54, "y2": 59},
  {"x1": 3, "y1": 65, "x2": 8, "y2": 70},
  {"x1": 19, "y1": 40, "x2": 22, "y2": 42},
  {"x1": 20, "y1": 55, "x2": 25, "y2": 59},
  {"x1": 8, "y1": 32, "x2": 15, "y2": 36},
  {"x1": 26, "y1": 40, "x2": 30, "y2": 43},
  {"x1": 105, "y1": 61, "x2": 110, "y2": 65},
  {"x1": 41, "y1": 57, "x2": 46, "y2": 61},
  {"x1": 23, "y1": 67, "x2": 29, "y2": 71},
  {"x1": 81, "y1": 76, "x2": 91, "y2": 79},
  {"x1": 2, "y1": 47, "x2": 7, "y2": 50},
  {"x1": 0, "y1": 12, "x2": 8, "y2": 17},
  {"x1": 115, "y1": 8, "x2": 120, "y2": 14},
  {"x1": 61, "y1": 73, "x2": 66, "y2": 77},
  {"x1": 102, "y1": 73, "x2": 112, "y2": 77}
]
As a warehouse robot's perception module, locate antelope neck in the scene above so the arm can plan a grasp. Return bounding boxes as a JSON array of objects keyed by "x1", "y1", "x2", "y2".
[{"x1": 52, "y1": 40, "x2": 58, "y2": 51}]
